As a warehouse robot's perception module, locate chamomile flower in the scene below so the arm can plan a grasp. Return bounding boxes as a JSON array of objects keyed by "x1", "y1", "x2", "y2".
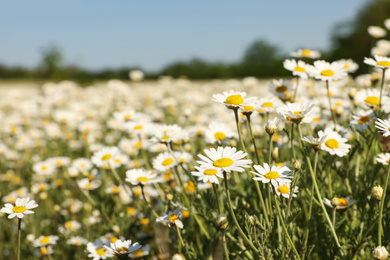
[
  {"x1": 212, "y1": 90, "x2": 253, "y2": 109},
  {"x1": 364, "y1": 55, "x2": 390, "y2": 69},
  {"x1": 290, "y1": 49, "x2": 321, "y2": 59},
  {"x1": 72, "y1": 158, "x2": 93, "y2": 172},
  {"x1": 274, "y1": 183, "x2": 298, "y2": 199},
  {"x1": 33, "y1": 235, "x2": 59, "y2": 247},
  {"x1": 251, "y1": 163, "x2": 292, "y2": 188},
  {"x1": 376, "y1": 153, "x2": 390, "y2": 165},
  {"x1": 33, "y1": 161, "x2": 56, "y2": 177},
  {"x1": 1, "y1": 197, "x2": 38, "y2": 219},
  {"x1": 104, "y1": 239, "x2": 142, "y2": 258},
  {"x1": 205, "y1": 122, "x2": 236, "y2": 144},
  {"x1": 308, "y1": 60, "x2": 347, "y2": 81},
  {"x1": 67, "y1": 236, "x2": 88, "y2": 246},
  {"x1": 77, "y1": 178, "x2": 101, "y2": 191},
  {"x1": 125, "y1": 169, "x2": 161, "y2": 186},
  {"x1": 87, "y1": 240, "x2": 114, "y2": 260},
  {"x1": 269, "y1": 79, "x2": 294, "y2": 101},
  {"x1": 130, "y1": 245, "x2": 151, "y2": 258},
  {"x1": 277, "y1": 102, "x2": 314, "y2": 124},
  {"x1": 152, "y1": 152, "x2": 178, "y2": 172},
  {"x1": 257, "y1": 97, "x2": 283, "y2": 114},
  {"x1": 196, "y1": 146, "x2": 252, "y2": 173},
  {"x1": 350, "y1": 110, "x2": 376, "y2": 132},
  {"x1": 355, "y1": 88, "x2": 390, "y2": 112},
  {"x1": 191, "y1": 166, "x2": 223, "y2": 184},
  {"x1": 91, "y1": 147, "x2": 120, "y2": 168},
  {"x1": 156, "y1": 208, "x2": 184, "y2": 229},
  {"x1": 323, "y1": 197, "x2": 356, "y2": 210},
  {"x1": 368, "y1": 26, "x2": 387, "y2": 38},
  {"x1": 318, "y1": 129, "x2": 351, "y2": 157},
  {"x1": 302, "y1": 135, "x2": 328, "y2": 151},
  {"x1": 59, "y1": 220, "x2": 81, "y2": 234},
  {"x1": 283, "y1": 59, "x2": 309, "y2": 79},
  {"x1": 335, "y1": 59, "x2": 359, "y2": 73},
  {"x1": 376, "y1": 118, "x2": 390, "y2": 137}
]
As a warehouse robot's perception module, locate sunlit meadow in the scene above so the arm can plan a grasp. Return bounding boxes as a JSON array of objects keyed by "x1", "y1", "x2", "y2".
[{"x1": 4, "y1": 21, "x2": 390, "y2": 260}]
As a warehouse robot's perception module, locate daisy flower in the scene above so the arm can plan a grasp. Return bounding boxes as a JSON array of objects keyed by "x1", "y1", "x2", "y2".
[
  {"x1": 67, "y1": 236, "x2": 88, "y2": 246},
  {"x1": 257, "y1": 97, "x2": 283, "y2": 114},
  {"x1": 354, "y1": 88, "x2": 390, "y2": 112},
  {"x1": 308, "y1": 60, "x2": 347, "y2": 81},
  {"x1": 283, "y1": 59, "x2": 309, "y2": 79},
  {"x1": 191, "y1": 166, "x2": 223, "y2": 184},
  {"x1": 72, "y1": 158, "x2": 93, "y2": 172},
  {"x1": 212, "y1": 90, "x2": 254, "y2": 109},
  {"x1": 125, "y1": 169, "x2": 161, "y2": 186},
  {"x1": 156, "y1": 208, "x2": 184, "y2": 229},
  {"x1": 104, "y1": 239, "x2": 142, "y2": 258},
  {"x1": 33, "y1": 161, "x2": 56, "y2": 177},
  {"x1": 335, "y1": 59, "x2": 359, "y2": 73},
  {"x1": 274, "y1": 183, "x2": 298, "y2": 199},
  {"x1": 290, "y1": 49, "x2": 321, "y2": 59},
  {"x1": 77, "y1": 178, "x2": 101, "y2": 191},
  {"x1": 251, "y1": 163, "x2": 292, "y2": 189},
  {"x1": 35, "y1": 246, "x2": 54, "y2": 257},
  {"x1": 1, "y1": 197, "x2": 38, "y2": 219},
  {"x1": 130, "y1": 245, "x2": 151, "y2": 258},
  {"x1": 48, "y1": 156, "x2": 70, "y2": 167},
  {"x1": 196, "y1": 146, "x2": 252, "y2": 173},
  {"x1": 268, "y1": 79, "x2": 294, "y2": 101},
  {"x1": 350, "y1": 110, "x2": 376, "y2": 132},
  {"x1": 150, "y1": 124, "x2": 188, "y2": 144},
  {"x1": 205, "y1": 122, "x2": 236, "y2": 144},
  {"x1": 152, "y1": 152, "x2": 178, "y2": 172},
  {"x1": 364, "y1": 55, "x2": 390, "y2": 69},
  {"x1": 87, "y1": 240, "x2": 114, "y2": 260},
  {"x1": 277, "y1": 102, "x2": 314, "y2": 124},
  {"x1": 376, "y1": 153, "x2": 390, "y2": 165},
  {"x1": 302, "y1": 135, "x2": 327, "y2": 151},
  {"x1": 239, "y1": 99, "x2": 259, "y2": 116},
  {"x1": 91, "y1": 147, "x2": 121, "y2": 168},
  {"x1": 368, "y1": 26, "x2": 386, "y2": 38},
  {"x1": 33, "y1": 235, "x2": 60, "y2": 247},
  {"x1": 323, "y1": 197, "x2": 356, "y2": 210},
  {"x1": 376, "y1": 118, "x2": 390, "y2": 137},
  {"x1": 318, "y1": 129, "x2": 351, "y2": 157}
]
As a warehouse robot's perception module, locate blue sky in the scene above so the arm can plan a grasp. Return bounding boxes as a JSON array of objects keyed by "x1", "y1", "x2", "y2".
[{"x1": 0, "y1": 0, "x2": 369, "y2": 71}]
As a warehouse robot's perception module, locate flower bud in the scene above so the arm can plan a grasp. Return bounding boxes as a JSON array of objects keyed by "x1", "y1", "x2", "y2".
[
  {"x1": 373, "y1": 246, "x2": 389, "y2": 260},
  {"x1": 166, "y1": 193, "x2": 174, "y2": 201},
  {"x1": 53, "y1": 205, "x2": 61, "y2": 212},
  {"x1": 39, "y1": 191, "x2": 48, "y2": 200},
  {"x1": 216, "y1": 213, "x2": 229, "y2": 231},
  {"x1": 372, "y1": 186, "x2": 383, "y2": 201},
  {"x1": 335, "y1": 106, "x2": 344, "y2": 116},
  {"x1": 348, "y1": 88, "x2": 357, "y2": 100},
  {"x1": 272, "y1": 147, "x2": 279, "y2": 160},
  {"x1": 112, "y1": 225, "x2": 120, "y2": 234},
  {"x1": 293, "y1": 160, "x2": 301, "y2": 170},
  {"x1": 242, "y1": 200, "x2": 250, "y2": 210},
  {"x1": 265, "y1": 119, "x2": 278, "y2": 136},
  {"x1": 249, "y1": 215, "x2": 256, "y2": 226}
]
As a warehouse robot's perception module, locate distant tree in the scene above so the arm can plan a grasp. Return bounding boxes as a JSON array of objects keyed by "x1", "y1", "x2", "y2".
[
  {"x1": 37, "y1": 44, "x2": 64, "y2": 79},
  {"x1": 329, "y1": 0, "x2": 390, "y2": 74}
]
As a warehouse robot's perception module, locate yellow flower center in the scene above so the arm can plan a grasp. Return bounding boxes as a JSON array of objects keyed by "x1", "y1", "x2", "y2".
[
  {"x1": 275, "y1": 162, "x2": 284, "y2": 167},
  {"x1": 133, "y1": 250, "x2": 143, "y2": 257},
  {"x1": 40, "y1": 247, "x2": 48, "y2": 255},
  {"x1": 337, "y1": 198, "x2": 348, "y2": 207},
  {"x1": 214, "y1": 132, "x2": 226, "y2": 141},
  {"x1": 140, "y1": 218, "x2": 149, "y2": 225},
  {"x1": 56, "y1": 160, "x2": 63, "y2": 166},
  {"x1": 162, "y1": 135, "x2": 170, "y2": 141},
  {"x1": 243, "y1": 105, "x2": 254, "y2": 111},
  {"x1": 213, "y1": 158, "x2": 234, "y2": 168},
  {"x1": 85, "y1": 183, "x2": 92, "y2": 189},
  {"x1": 116, "y1": 247, "x2": 129, "y2": 253},
  {"x1": 294, "y1": 66, "x2": 306, "y2": 72},
  {"x1": 41, "y1": 166, "x2": 47, "y2": 171},
  {"x1": 96, "y1": 248, "x2": 105, "y2": 256},
  {"x1": 13, "y1": 206, "x2": 26, "y2": 213},
  {"x1": 124, "y1": 114, "x2": 132, "y2": 120},
  {"x1": 302, "y1": 49, "x2": 311, "y2": 57},
  {"x1": 358, "y1": 116, "x2": 371, "y2": 125},
  {"x1": 225, "y1": 95, "x2": 244, "y2": 105},
  {"x1": 136, "y1": 176, "x2": 149, "y2": 183},
  {"x1": 204, "y1": 169, "x2": 218, "y2": 175},
  {"x1": 277, "y1": 185, "x2": 290, "y2": 194},
  {"x1": 134, "y1": 125, "x2": 143, "y2": 130},
  {"x1": 112, "y1": 186, "x2": 120, "y2": 194},
  {"x1": 276, "y1": 85, "x2": 287, "y2": 93},
  {"x1": 162, "y1": 158, "x2": 173, "y2": 166},
  {"x1": 377, "y1": 61, "x2": 390, "y2": 67},
  {"x1": 320, "y1": 69, "x2": 334, "y2": 76},
  {"x1": 182, "y1": 210, "x2": 190, "y2": 218},
  {"x1": 185, "y1": 181, "x2": 197, "y2": 193},
  {"x1": 294, "y1": 111, "x2": 302, "y2": 115},
  {"x1": 264, "y1": 171, "x2": 279, "y2": 180},
  {"x1": 40, "y1": 236, "x2": 50, "y2": 245},
  {"x1": 365, "y1": 96, "x2": 379, "y2": 105},
  {"x1": 169, "y1": 213, "x2": 178, "y2": 222},
  {"x1": 127, "y1": 207, "x2": 135, "y2": 216},
  {"x1": 64, "y1": 221, "x2": 73, "y2": 230},
  {"x1": 111, "y1": 236, "x2": 118, "y2": 243},
  {"x1": 343, "y1": 64, "x2": 349, "y2": 69},
  {"x1": 135, "y1": 141, "x2": 142, "y2": 148},
  {"x1": 261, "y1": 102, "x2": 273, "y2": 107},
  {"x1": 101, "y1": 154, "x2": 111, "y2": 161},
  {"x1": 325, "y1": 139, "x2": 339, "y2": 149}
]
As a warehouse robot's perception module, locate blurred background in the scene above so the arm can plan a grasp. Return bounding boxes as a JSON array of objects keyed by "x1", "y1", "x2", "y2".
[{"x1": 0, "y1": 0, "x2": 389, "y2": 84}]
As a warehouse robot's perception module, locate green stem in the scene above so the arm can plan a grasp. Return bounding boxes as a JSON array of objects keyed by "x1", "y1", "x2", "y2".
[
  {"x1": 379, "y1": 68, "x2": 386, "y2": 110},
  {"x1": 223, "y1": 232, "x2": 230, "y2": 260},
  {"x1": 140, "y1": 184, "x2": 159, "y2": 218},
  {"x1": 213, "y1": 183, "x2": 222, "y2": 214},
  {"x1": 268, "y1": 135, "x2": 273, "y2": 166},
  {"x1": 17, "y1": 218, "x2": 21, "y2": 260},
  {"x1": 176, "y1": 225, "x2": 185, "y2": 248},
  {"x1": 246, "y1": 115, "x2": 260, "y2": 164},
  {"x1": 326, "y1": 80, "x2": 337, "y2": 129},
  {"x1": 290, "y1": 125, "x2": 296, "y2": 160},
  {"x1": 223, "y1": 171, "x2": 260, "y2": 256},
  {"x1": 233, "y1": 108, "x2": 247, "y2": 154},
  {"x1": 274, "y1": 193, "x2": 301, "y2": 260},
  {"x1": 378, "y1": 165, "x2": 390, "y2": 246}
]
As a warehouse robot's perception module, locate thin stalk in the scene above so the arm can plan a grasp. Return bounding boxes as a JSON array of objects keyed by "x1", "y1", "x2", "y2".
[
  {"x1": 268, "y1": 135, "x2": 273, "y2": 165},
  {"x1": 213, "y1": 184, "x2": 230, "y2": 260},
  {"x1": 176, "y1": 225, "x2": 185, "y2": 248},
  {"x1": 17, "y1": 218, "x2": 21, "y2": 260},
  {"x1": 290, "y1": 125, "x2": 296, "y2": 160},
  {"x1": 246, "y1": 115, "x2": 260, "y2": 164},
  {"x1": 140, "y1": 184, "x2": 159, "y2": 218},
  {"x1": 223, "y1": 171, "x2": 260, "y2": 256},
  {"x1": 332, "y1": 208, "x2": 337, "y2": 230},
  {"x1": 326, "y1": 80, "x2": 337, "y2": 129},
  {"x1": 328, "y1": 163, "x2": 333, "y2": 198},
  {"x1": 379, "y1": 68, "x2": 386, "y2": 110},
  {"x1": 274, "y1": 193, "x2": 301, "y2": 260},
  {"x1": 233, "y1": 108, "x2": 247, "y2": 154},
  {"x1": 302, "y1": 151, "x2": 318, "y2": 259},
  {"x1": 213, "y1": 183, "x2": 222, "y2": 214},
  {"x1": 378, "y1": 165, "x2": 390, "y2": 246}
]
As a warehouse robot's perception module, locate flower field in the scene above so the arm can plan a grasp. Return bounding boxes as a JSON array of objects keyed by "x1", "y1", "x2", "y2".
[{"x1": 3, "y1": 27, "x2": 390, "y2": 260}]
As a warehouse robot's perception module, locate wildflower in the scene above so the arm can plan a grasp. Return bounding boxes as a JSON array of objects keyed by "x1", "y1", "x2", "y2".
[
  {"x1": 156, "y1": 208, "x2": 184, "y2": 229},
  {"x1": 283, "y1": 59, "x2": 309, "y2": 79},
  {"x1": 251, "y1": 163, "x2": 292, "y2": 189},
  {"x1": 376, "y1": 153, "x2": 390, "y2": 165},
  {"x1": 130, "y1": 245, "x2": 151, "y2": 258},
  {"x1": 33, "y1": 235, "x2": 59, "y2": 247},
  {"x1": 77, "y1": 178, "x2": 101, "y2": 191},
  {"x1": 308, "y1": 60, "x2": 347, "y2": 81},
  {"x1": 87, "y1": 239, "x2": 114, "y2": 260},
  {"x1": 376, "y1": 119, "x2": 390, "y2": 137},
  {"x1": 196, "y1": 146, "x2": 252, "y2": 173},
  {"x1": 323, "y1": 197, "x2": 356, "y2": 210},
  {"x1": 257, "y1": 97, "x2": 282, "y2": 114},
  {"x1": 67, "y1": 236, "x2": 88, "y2": 246},
  {"x1": 91, "y1": 147, "x2": 120, "y2": 168},
  {"x1": 212, "y1": 90, "x2": 252, "y2": 109},
  {"x1": 318, "y1": 129, "x2": 351, "y2": 157},
  {"x1": 1, "y1": 197, "x2": 38, "y2": 219},
  {"x1": 152, "y1": 152, "x2": 178, "y2": 172},
  {"x1": 269, "y1": 79, "x2": 294, "y2": 101},
  {"x1": 372, "y1": 246, "x2": 389, "y2": 260},
  {"x1": 335, "y1": 59, "x2": 359, "y2": 73},
  {"x1": 104, "y1": 239, "x2": 142, "y2": 258},
  {"x1": 368, "y1": 26, "x2": 387, "y2": 38},
  {"x1": 364, "y1": 55, "x2": 390, "y2": 69},
  {"x1": 274, "y1": 184, "x2": 298, "y2": 199},
  {"x1": 192, "y1": 166, "x2": 223, "y2": 184},
  {"x1": 372, "y1": 186, "x2": 383, "y2": 201},
  {"x1": 302, "y1": 135, "x2": 327, "y2": 151},
  {"x1": 277, "y1": 102, "x2": 314, "y2": 124},
  {"x1": 265, "y1": 117, "x2": 279, "y2": 136},
  {"x1": 205, "y1": 122, "x2": 236, "y2": 144},
  {"x1": 290, "y1": 49, "x2": 321, "y2": 59},
  {"x1": 125, "y1": 169, "x2": 161, "y2": 186},
  {"x1": 349, "y1": 110, "x2": 376, "y2": 132}
]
